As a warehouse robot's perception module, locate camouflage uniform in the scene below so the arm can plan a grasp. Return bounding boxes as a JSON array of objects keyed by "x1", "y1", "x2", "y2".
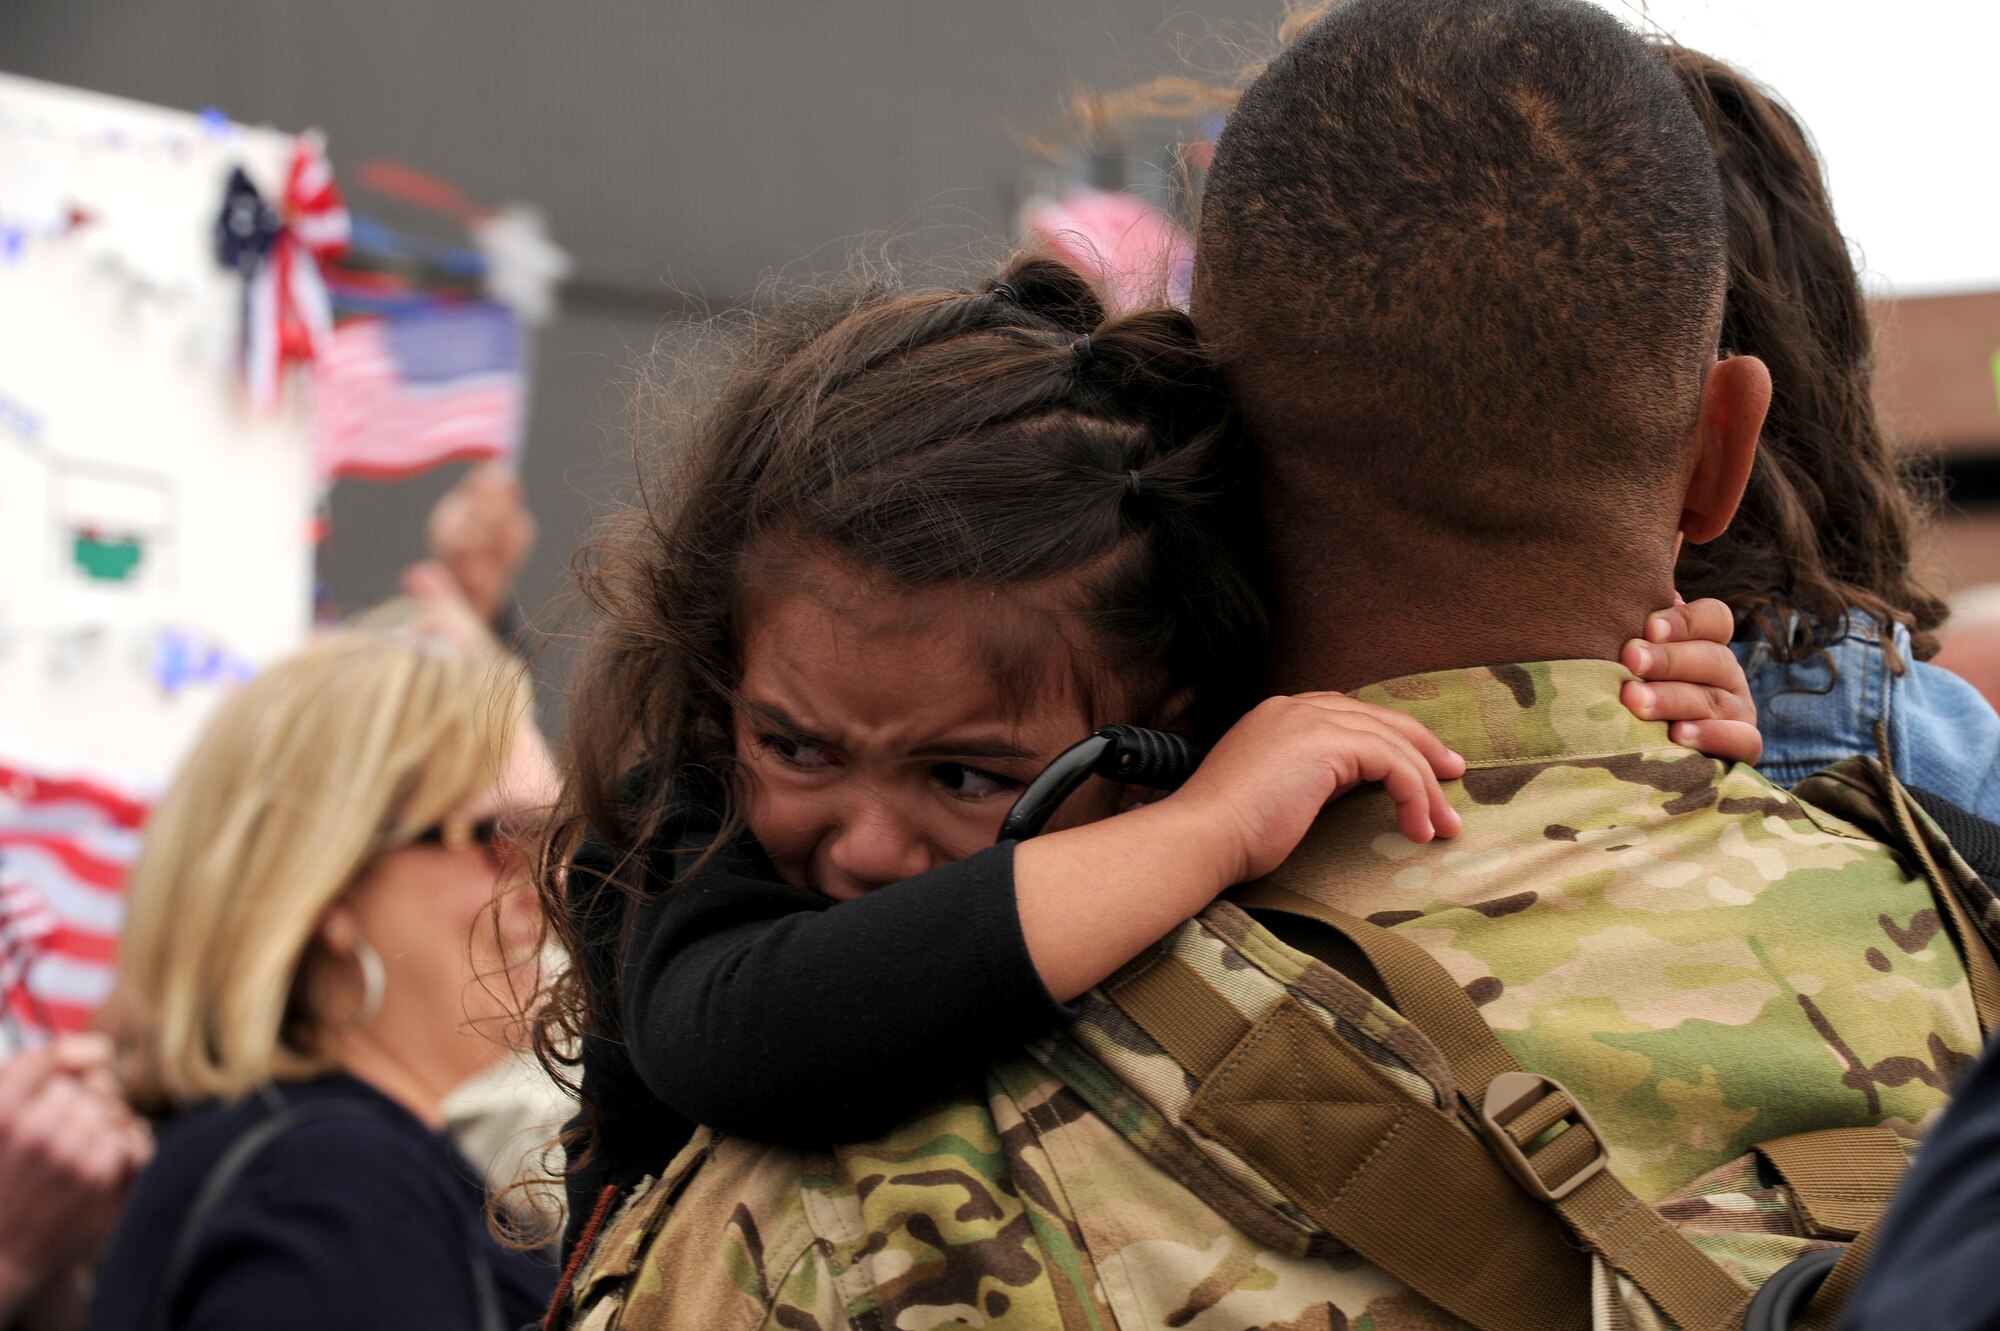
[{"x1": 569, "y1": 660, "x2": 1981, "y2": 1331}]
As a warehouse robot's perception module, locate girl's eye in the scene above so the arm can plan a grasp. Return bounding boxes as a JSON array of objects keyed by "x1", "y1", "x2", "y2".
[
  {"x1": 932, "y1": 763, "x2": 1021, "y2": 802},
  {"x1": 758, "y1": 733, "x2": 837, "y2": 773}
]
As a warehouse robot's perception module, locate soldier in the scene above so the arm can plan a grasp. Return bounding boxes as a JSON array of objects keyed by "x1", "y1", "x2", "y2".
[{"x1": 560, "y1": 2, "x2": 1992, "y2": 1328}]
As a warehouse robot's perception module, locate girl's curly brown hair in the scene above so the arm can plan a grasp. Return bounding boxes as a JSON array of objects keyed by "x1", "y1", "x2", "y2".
[{"x1": 1653, "y1": 40, "x2": 1945, "y2": 663}]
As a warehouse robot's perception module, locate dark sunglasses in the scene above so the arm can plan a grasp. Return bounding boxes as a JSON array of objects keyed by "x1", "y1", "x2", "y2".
[{"x1": 408, "y1": 815, "x2": 530, "y2": 871}]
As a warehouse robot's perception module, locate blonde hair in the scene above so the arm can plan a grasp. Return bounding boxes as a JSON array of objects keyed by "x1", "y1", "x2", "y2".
[{"x1": 114, "y1": 616, "x2": 531, "y2": 1114}]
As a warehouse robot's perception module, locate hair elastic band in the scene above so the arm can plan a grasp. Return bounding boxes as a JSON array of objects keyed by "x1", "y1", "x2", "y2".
[
  {"x1": 1125, "y1": 469, "x2": 1144, "y2": 501},
  {"x1": 1071, "y1": 334, "x2": 1094, "y2": 364},
  {"x1": 989, "y1": 282, "x2": 1020, "y2": 304}
]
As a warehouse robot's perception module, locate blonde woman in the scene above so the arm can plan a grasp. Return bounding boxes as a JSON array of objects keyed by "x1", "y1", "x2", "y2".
[{"x1": 87, "y1": 616, "x2": 556, "y2": 1331}]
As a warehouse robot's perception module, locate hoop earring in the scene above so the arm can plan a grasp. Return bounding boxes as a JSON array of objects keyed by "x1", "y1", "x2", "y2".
[{"x1": 351, "y1": 936, "x2": 385, "y2": 1028}]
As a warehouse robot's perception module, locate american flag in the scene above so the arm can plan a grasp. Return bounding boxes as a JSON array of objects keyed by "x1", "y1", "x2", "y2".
[
  {"x1": 310, "y1": 300, "x2": 522, "y2": 486},
  {"x1": 0, "y1": 763, "x2": 147, "y2": 1041}
]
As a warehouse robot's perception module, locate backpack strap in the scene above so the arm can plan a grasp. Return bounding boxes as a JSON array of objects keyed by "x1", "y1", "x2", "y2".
[
  {"x1": 1150, "y1": 749, "x2": 1985, "y2": 1331},
  {"x1": 1109, "y1": 944, "x2": 1596, "y2": 1331},
  {"x1": 1229, "y1": 880, "x2": 1755, "y2": 1331},
  {"x1": 1753, "y1": 1127, "x2": 1906, "y2": 1241},
  {"x1": 1747, "y1": 1129, "x2": 1904, "y2": 1331},
  {"x1": 1905, "y1": 784, "x2": 2000, "y2": 888},
  {"x1": 1784, "y1": 1214, "x2": 1881, "y2": 1331},
  {"x1": 1790, "y1": 728, "x2": 2000, "y2": 1038},
  {"x1": 1884, "y1": 774, "x2": 2000, "y2": 1037},
  {"x1": 1224, "y1": 740, "x2": 2000, "y2": 1331},
  {"x1": 1776, "y1": 727, "x2": 2000, "y2": 1331}
]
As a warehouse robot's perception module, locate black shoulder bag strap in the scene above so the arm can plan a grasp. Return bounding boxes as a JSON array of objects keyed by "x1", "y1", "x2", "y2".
[{"x1": 153, "y1": 1096, "x2": 506, "y2": 1331}]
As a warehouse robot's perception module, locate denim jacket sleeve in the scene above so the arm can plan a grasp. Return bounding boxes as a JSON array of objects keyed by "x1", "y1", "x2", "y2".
[
  {"x1": 1894, "y1": 657, "x2": 2000, "y2": 821},
  {"x1": 1736, "y1": 612, "x2": 2000, "y2": 821}
]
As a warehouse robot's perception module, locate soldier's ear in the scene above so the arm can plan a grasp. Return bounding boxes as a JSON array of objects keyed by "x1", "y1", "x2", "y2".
[{"x1": 1679, "y1": 354, "x2": 1769, "y2": 545}]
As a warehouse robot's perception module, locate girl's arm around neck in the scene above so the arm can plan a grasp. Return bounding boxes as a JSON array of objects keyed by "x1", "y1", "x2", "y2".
[
  {"x1": 1014, "y1": 693, "x2": 1465, "y2": 1002},
  {"x1": 1011, "y1": 797, "x2": 1242, "y2": 1003},
  {"x1": 1015, "y1": 594, "x2": 1771, "y2": 1001},
  {"x1": 610, "y1": 695, "x2": 1461, "y2": 1143}
]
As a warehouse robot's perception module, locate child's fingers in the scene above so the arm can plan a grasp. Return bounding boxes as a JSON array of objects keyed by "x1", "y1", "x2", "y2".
[
  {"x1": 1260, "y1": 697, "x2": 1465, "y2": 840},
  {"x1": 1342, "y1": 735, "x2": 1455, "y2": 844},
  {"x1": 1302, "y1": 704, "x2": 1466, "y2": 836},
  {"x1": 1679, "y1": 597, "x2": 1736, "y2": 644},
  {"x1": 1644, "y1": 596, "x2": 1735, "y2": 646},
  {"x1": 1623, "y1": 676, "x2": 1755, "y2": 727},
  {"x1": 1369, "y1": 754, "x2": 1440, "y2": 843},
  {"x1": 1623, "y1": 638, "x2": 1753, "y2": 704},
  {"x1": 1669, "y1": 719, "x2": 1764, "y2": 767},
  {"x1": 1428, "y1": 782, "x2": 1463, "y2": 839},
  {"x1": 1294, "y1": 694, "x2": 1466, "y2": 777},
  {"x1": 1623, "y1": 639, "x2": 1757, "y2": 723},
  {"x1": 1305, "y1": 708, "x2": 1456, "y2": 788}
]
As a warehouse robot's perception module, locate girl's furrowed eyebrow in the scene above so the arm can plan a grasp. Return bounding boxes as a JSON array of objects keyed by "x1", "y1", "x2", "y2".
[
  {"x1": 910, "y1": 738, "x2": 1038, "y2": 761},
  {"x1": 744, "y1": 701, "x2": 826, "y2": 744},
  {"x1": 747, "y1": 699, "x2": 1034, "y2": 763}
]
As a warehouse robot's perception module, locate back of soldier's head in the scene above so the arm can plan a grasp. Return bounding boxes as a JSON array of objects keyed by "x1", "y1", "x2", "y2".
[{"x1": 1194, "y1": 0, "x2": 1727, "y2": 555}]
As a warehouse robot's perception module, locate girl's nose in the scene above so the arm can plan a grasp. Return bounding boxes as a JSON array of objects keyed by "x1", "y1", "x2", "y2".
[{"x1": 822, "y1": 801, "x2": 935, "y2": 898}]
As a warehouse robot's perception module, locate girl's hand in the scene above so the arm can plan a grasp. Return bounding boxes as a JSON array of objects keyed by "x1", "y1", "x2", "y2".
[
  {"x1": 1162, "y1": 693, "x2": 1467, "y2": 888},
  {"x1": 1621, "y1": 595, "x2": 1763, "y2": 766},
  {"x1": 1015, "y1": 695, "x2": 1464, "y2": 1002}
]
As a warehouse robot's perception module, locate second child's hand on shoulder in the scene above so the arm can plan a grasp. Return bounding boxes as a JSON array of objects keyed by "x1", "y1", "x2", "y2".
[{"x1": 1621, "y1": 594, "x2": 1763, "y2": 766}]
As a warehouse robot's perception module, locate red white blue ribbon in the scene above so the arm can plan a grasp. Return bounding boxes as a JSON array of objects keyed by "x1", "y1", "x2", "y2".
[{"x1": 241, "y1": 137, "x2": 350, "y2": 406}]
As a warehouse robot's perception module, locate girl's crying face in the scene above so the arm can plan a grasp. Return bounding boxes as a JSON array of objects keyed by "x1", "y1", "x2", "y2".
[{"x1": 733, "y1": 569, "x2": 1118, "y2": 902}]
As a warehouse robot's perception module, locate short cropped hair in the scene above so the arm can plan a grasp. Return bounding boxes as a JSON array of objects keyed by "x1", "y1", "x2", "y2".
[{"x1": 1194, "y1": 0, "x2": 1727, "y2": 543}]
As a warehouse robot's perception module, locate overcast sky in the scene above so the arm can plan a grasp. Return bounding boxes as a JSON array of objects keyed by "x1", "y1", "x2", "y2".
[{"x1": 1605, "y1": 0, "x2": 1997, "y2": 296}]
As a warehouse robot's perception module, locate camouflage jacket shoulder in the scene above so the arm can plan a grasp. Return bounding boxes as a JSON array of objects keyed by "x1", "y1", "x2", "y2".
[
  {"x1": 566, "y1": 659, "x2": 1985, "y2": 1331},
  {"x1": 571, "y1": 894, "x2": 1919, "y2": 1331},
  {"x1": 1264, "y1": 659, "x2": 1981, "y2": 1199}
]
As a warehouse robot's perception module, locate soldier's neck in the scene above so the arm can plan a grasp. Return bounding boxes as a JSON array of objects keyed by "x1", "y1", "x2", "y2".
[{"x1": 1263, "y1": 584, "x2": 1667, "y2": 697}]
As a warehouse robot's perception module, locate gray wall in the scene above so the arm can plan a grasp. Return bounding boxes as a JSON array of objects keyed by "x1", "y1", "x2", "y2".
[{"x1": 2, "y1": 0, "x2": 1265, "y2": 721}]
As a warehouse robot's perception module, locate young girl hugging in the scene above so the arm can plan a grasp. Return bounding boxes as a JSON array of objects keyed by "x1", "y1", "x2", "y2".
[
  {"x1": 1658, "y1": 41, "x2": 2000, "y2": 816},
  {"x1": 533, "y1": 253, "x2": 1763, "y2": 1255}
]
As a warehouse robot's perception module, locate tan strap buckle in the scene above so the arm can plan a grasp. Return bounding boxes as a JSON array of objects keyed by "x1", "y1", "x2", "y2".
[{"x1": 1478, "y1": 1071, "x2": 1610, "y2": 1203}]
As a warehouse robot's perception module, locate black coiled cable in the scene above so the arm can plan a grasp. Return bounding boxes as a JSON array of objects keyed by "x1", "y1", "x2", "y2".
[{"x1": 997, "y1": 725, "x2": 1207, "y2": 843}]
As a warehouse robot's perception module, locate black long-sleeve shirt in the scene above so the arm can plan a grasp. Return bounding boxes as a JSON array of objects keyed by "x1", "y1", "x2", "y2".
[{"x1": 561, "y1": 780, "x2": 1069, "y2": 1253}]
